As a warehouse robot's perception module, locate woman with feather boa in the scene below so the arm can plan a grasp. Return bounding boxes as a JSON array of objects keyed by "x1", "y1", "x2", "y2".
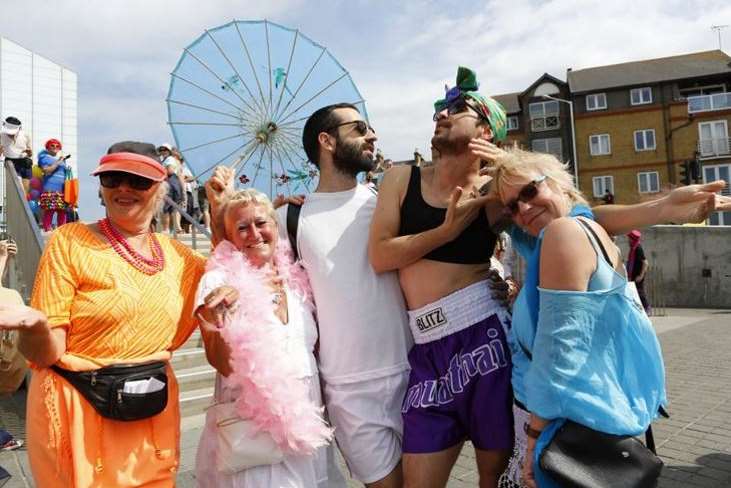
[{"x1": 194, "y1": 189, "x2": 346, "y2": 487}]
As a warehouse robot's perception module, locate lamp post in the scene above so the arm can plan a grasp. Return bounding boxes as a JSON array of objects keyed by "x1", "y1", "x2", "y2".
[{"x1": 542, "y1": 94, "x2": 579, "y2": 189}]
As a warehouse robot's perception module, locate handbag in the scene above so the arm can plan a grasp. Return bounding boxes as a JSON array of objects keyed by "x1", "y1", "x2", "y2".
[
  {"x1": 63, "y1": 166, "x2": 79, "y2": 206},
  {"x1": 209, "y1": 401, "x2": 284, "y2": 474},
  {"x1": 539, "y1": 420, "x2": 664, "y2": 488},
  {"x1": 51, "y1": 361, "x2": 168, "y2": 421}
]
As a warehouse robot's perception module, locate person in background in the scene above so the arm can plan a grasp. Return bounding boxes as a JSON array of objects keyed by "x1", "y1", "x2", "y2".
[
  {"x1": 37, "y1": 139, "x2": 69, "y2": 232},
  {"x1": 0, "y1": 238, "x2": 26, "y2": 460},
  {"x1": 602, "y1": 189, "x2": 614, "y2": 204},
  {"x1": 626, "y1": 229, "x2": 651, "y2": 314},
  {"x1": 0, "y1": 117, "x2": 33, "y2": 194},
  {"x1": 159, "y1": 144, "x2": 184, "y2": 234}
]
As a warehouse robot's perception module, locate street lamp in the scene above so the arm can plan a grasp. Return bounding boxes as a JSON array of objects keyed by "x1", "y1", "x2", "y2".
[{"x1": 542, "y1": 94, "x2": 579, "y2": 190}]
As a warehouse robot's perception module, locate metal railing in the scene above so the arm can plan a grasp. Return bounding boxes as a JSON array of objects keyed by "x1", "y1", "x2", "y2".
[
  {"x1": 697, "y1": 138, "x2": 731, "y2": 158},
  {"x1": 687, "y1": 92, "x2": 731, "y2": 113},
  {"x1": 646, "y1": 266, "x2": 666, "y2": 317},
  {"x1": 158, "y1": 195, "x2": 211, "y2": 253},
  {"x1": 2, "y1": 160, "x2": 45, "y2": 301}
]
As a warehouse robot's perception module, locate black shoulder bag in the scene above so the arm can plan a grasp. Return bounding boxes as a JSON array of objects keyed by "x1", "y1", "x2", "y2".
[
  {"x1": 51, "y1": 361, "x2": 168, "y2": 421},
  {"x1": 286, "y1": 202, "x2": 302, "y2": 261},
  {"x1": 537, "y1": 219, "x2": 665, "y2": 488}
]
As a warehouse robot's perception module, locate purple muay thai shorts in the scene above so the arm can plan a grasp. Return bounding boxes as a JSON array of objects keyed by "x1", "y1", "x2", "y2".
[{"x1": 402, "y1": 280, "x2": 514, "y2": 453}]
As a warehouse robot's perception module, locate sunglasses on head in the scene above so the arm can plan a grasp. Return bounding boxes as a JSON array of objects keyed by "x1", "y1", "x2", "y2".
[
  {"x1": 325, "y1": 119, "x2": 375, "y2": 136},
  {"x1": 505, "y1": 175, "x2": 547, "y2": 215},
  {"x1": 99, "y1": 171, "x2": 157, "y2": 191}
]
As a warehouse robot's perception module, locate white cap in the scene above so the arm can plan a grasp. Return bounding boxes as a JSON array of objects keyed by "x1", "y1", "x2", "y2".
[
  {"x1": 1, "y1": 122, "x2": 20, "y2": 135},
  {"x1": 157, "y1": 143, "x2": 173, "y2": 152}
]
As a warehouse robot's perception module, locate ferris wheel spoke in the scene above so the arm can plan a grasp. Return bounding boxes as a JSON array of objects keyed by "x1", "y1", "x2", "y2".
[
  {"x1": 272, "y1": 46, "x2": 326, "y2": 121},
  {"x1": 273, "y1": 30, "x2": 299, "y2": 118},
  {"x1": 204, "y1": 29, "x2": 267, "y2": 115},
  {"x1": 167, "y1": 98, "x2": 242, "y2": 120},
  {"x1": 278, "y1": 73, "x2": 349, "y2": 124},
  {"x1": 180, "y1": 132, "x2": 248, "y2": 153},
  {"x1": 183, "y1": 47, "x2": 262, "y2": 117},
  {"x1": 192, "y1": 136, "x2": 258, "y2": 179},
  {"x1": 234, "y1": 21, "x2": 269, "y2": 116}
]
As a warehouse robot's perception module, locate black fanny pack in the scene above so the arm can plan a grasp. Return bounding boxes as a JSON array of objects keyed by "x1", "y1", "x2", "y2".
[
  {"x1": 51, "y1": 361, "x2": 168, "y2": 421},
  {"x1": 540, "y1": 420, "x2": 664, "y2": 488}
]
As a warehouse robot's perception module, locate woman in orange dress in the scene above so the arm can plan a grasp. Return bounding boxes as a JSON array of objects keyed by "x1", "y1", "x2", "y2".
[{"x1": 0, "y1": 141, "x2": 205, "y2": 487}]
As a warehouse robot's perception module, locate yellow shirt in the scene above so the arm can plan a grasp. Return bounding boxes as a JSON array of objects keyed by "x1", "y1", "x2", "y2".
[{"x1": 28, "y1": 222, "x2": 205, "y2": 487}]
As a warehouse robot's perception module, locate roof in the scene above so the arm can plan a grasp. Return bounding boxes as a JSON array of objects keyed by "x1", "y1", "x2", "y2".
[
  {"x1": 568, "y1": 50, "x2": 731, "y2": 93},
  {"x1": 493, "y1": 92, "x2": 521, "y2": 114}
]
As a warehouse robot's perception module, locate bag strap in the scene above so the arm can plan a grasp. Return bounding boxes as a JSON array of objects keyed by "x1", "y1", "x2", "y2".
[
  {"x1": 286, "y1": 202, "x2": 302, "y2": 261},
  {"x1": 576, "y1": 218, "x2": 613, "y2": 266}
]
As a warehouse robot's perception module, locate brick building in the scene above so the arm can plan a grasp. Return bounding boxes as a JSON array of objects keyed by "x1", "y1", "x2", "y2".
[{"x1": 493, "y1": 50, "x2": 731, "y2": 225}]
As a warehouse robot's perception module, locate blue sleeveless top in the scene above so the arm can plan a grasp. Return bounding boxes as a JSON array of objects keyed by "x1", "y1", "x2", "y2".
[{"x1": 510, "y1": 214, "x2": 667, "y2": 488}]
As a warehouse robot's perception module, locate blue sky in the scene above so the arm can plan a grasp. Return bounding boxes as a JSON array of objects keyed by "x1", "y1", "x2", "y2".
[{"x1": 1, "y1": 0, "x2": 730, "y2": 220}]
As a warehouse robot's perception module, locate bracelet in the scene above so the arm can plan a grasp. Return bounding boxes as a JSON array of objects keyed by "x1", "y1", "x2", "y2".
[{"x1": 523, "y1": 422, "x2": 543, "y2": 439}]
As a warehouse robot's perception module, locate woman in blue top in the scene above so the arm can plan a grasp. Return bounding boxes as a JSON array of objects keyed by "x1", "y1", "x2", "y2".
[
  {"x1": 37, "y1": 138, "x2": 68, "y2": 231},
  {"x1": 492, "y1": 148, "x2": 668, "y2": 488}
]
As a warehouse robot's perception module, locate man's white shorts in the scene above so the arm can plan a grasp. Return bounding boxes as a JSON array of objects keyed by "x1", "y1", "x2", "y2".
[{"x1": 323, "y1": 370, "x2": 409, "y2": 484}]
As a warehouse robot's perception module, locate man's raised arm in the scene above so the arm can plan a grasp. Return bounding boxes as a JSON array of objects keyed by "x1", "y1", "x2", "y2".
[{"x1": 593, "y1": 180, "x2": 731, "y2": 235}]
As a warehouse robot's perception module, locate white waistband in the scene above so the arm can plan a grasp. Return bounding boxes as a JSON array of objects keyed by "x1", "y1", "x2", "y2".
[{"x1": 407, "y1": 280, "x2": 508, "y2": 345}]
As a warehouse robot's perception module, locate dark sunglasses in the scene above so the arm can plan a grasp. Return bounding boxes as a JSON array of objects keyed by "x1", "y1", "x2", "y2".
[
  {"x1": 325, "y1": 119, "x2": 375, "y2": 136},
  {"x1": 433, "y1": 98, "x2": 482, "y2": 122},
  {"x1": 99, "y1": 171, "x2": 157, "y2": 191},
  {"x1": 504, "y1": 175, "x2": 547, "y2": 215}
]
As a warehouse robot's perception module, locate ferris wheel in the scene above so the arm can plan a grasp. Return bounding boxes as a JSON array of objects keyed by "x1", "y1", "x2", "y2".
[{"x1": 166, "y1": 19, "x2": 368, "y2": 197}]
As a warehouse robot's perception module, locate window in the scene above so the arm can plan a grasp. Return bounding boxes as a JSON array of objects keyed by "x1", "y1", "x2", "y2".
[
  {"x1": 586, "y1": 93, "x2": 607, "y2": 111},
  {"x1": 698, "y1": 120, "x2": 729, "y2": 157},
  {"x1": 630, "y1": 87, "x2": 652, "y2": 105},
  {"x1": 592, "y1": 176, "x2": 614, "y2": 198},
  {"x1": 531, "y1": 138, "x2": 563, "y2": 159},
  {"x1": 507, "y1": 116, "x2": 519, "y2": 131},
  {"x1": 703, "y1": 164, "x2": 731, "y2": 225},
  {"x1": 589, "y1": 134, "x2": 611, "y2": 155},
  {"x1": 634, "y1": 129, "x2": 656, "y2": 151},
  {"x1": 529, "y1": 101, "x2": 559, "y2": 131},
  {"x1": 637, "y1": 171, "x2": 660, "y2": 193}
]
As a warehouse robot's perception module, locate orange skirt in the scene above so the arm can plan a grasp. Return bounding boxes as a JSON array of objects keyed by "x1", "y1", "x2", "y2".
[{"x1": 27, "y1": 365, "x2": 181, "y2": 487}]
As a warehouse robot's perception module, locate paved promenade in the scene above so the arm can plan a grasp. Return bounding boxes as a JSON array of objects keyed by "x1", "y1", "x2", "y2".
[{"x1": 2, "y1": 308, "x2": 731, "y2": 487}]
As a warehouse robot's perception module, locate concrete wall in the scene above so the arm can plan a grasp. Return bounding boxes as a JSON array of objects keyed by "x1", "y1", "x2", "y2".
[{"x1": 617, "y1": 225, "x2": 731, "y2": 308}]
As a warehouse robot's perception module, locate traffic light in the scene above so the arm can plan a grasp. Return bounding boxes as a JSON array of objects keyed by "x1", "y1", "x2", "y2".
[
  {"x1": 679, "y1": 161, "x2": 691, "y2": 185},
  {"x1": 690, "y1": 158, "x2": 701, "y2": 183}
]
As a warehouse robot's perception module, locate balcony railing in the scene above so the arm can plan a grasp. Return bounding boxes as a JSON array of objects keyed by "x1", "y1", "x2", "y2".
[
  {"x1": 698, "y1": 138, "x2": 731, "y2": 158},
  {"x1": 688, "y1": 93, "x2": 731, "y2": 113}
]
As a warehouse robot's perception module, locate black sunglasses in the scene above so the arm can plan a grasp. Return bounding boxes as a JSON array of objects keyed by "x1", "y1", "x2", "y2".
[
  {"x1": 433, "y1": 97, "x2": 483, "y2": 122},
  {"x1": 99, "y1": 171, "x2": 157, "y2": 191},
  {"x1": 325, "y1": 120, "x2": 375, "y2": 136},
  {"x1": 504, "y1": 176, "x2": 547, "y2": 215}
]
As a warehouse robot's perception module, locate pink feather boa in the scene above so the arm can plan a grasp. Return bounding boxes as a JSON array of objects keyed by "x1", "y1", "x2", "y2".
[{"x1": 205, "y1": 239, "x2": 333, "y2": 455}]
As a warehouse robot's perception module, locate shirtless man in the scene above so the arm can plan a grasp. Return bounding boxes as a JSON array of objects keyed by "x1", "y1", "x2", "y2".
[{"x1": 369, "y1": 67, "x2": 514, "y2": 488}]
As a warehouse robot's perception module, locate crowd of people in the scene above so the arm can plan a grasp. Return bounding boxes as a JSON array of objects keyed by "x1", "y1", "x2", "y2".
[
  {"x1": 0, "y1": 65, "x2": 729, "y2": 488},
  {"x1": 1, "y1": 116, "x2": 79, "y2": 232}
]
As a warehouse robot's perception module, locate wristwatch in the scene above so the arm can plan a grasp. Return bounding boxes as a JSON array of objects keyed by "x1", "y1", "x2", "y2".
[{"x1": 523, "y1": 423, "x2": 543, "y2": 439}]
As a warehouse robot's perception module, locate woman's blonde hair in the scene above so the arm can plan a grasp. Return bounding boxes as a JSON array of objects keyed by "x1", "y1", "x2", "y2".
[
  {"x1": 493, "y1": 147, "x2": 588, "y2": 207},
  {"x1": 221, "y1": 188, "x2": 278, "y2": 232}
]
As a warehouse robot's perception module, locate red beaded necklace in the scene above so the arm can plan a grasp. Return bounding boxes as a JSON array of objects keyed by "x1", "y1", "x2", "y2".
[{"x1": 98, "y1": 218, "x2": 165, "y2": 275}]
